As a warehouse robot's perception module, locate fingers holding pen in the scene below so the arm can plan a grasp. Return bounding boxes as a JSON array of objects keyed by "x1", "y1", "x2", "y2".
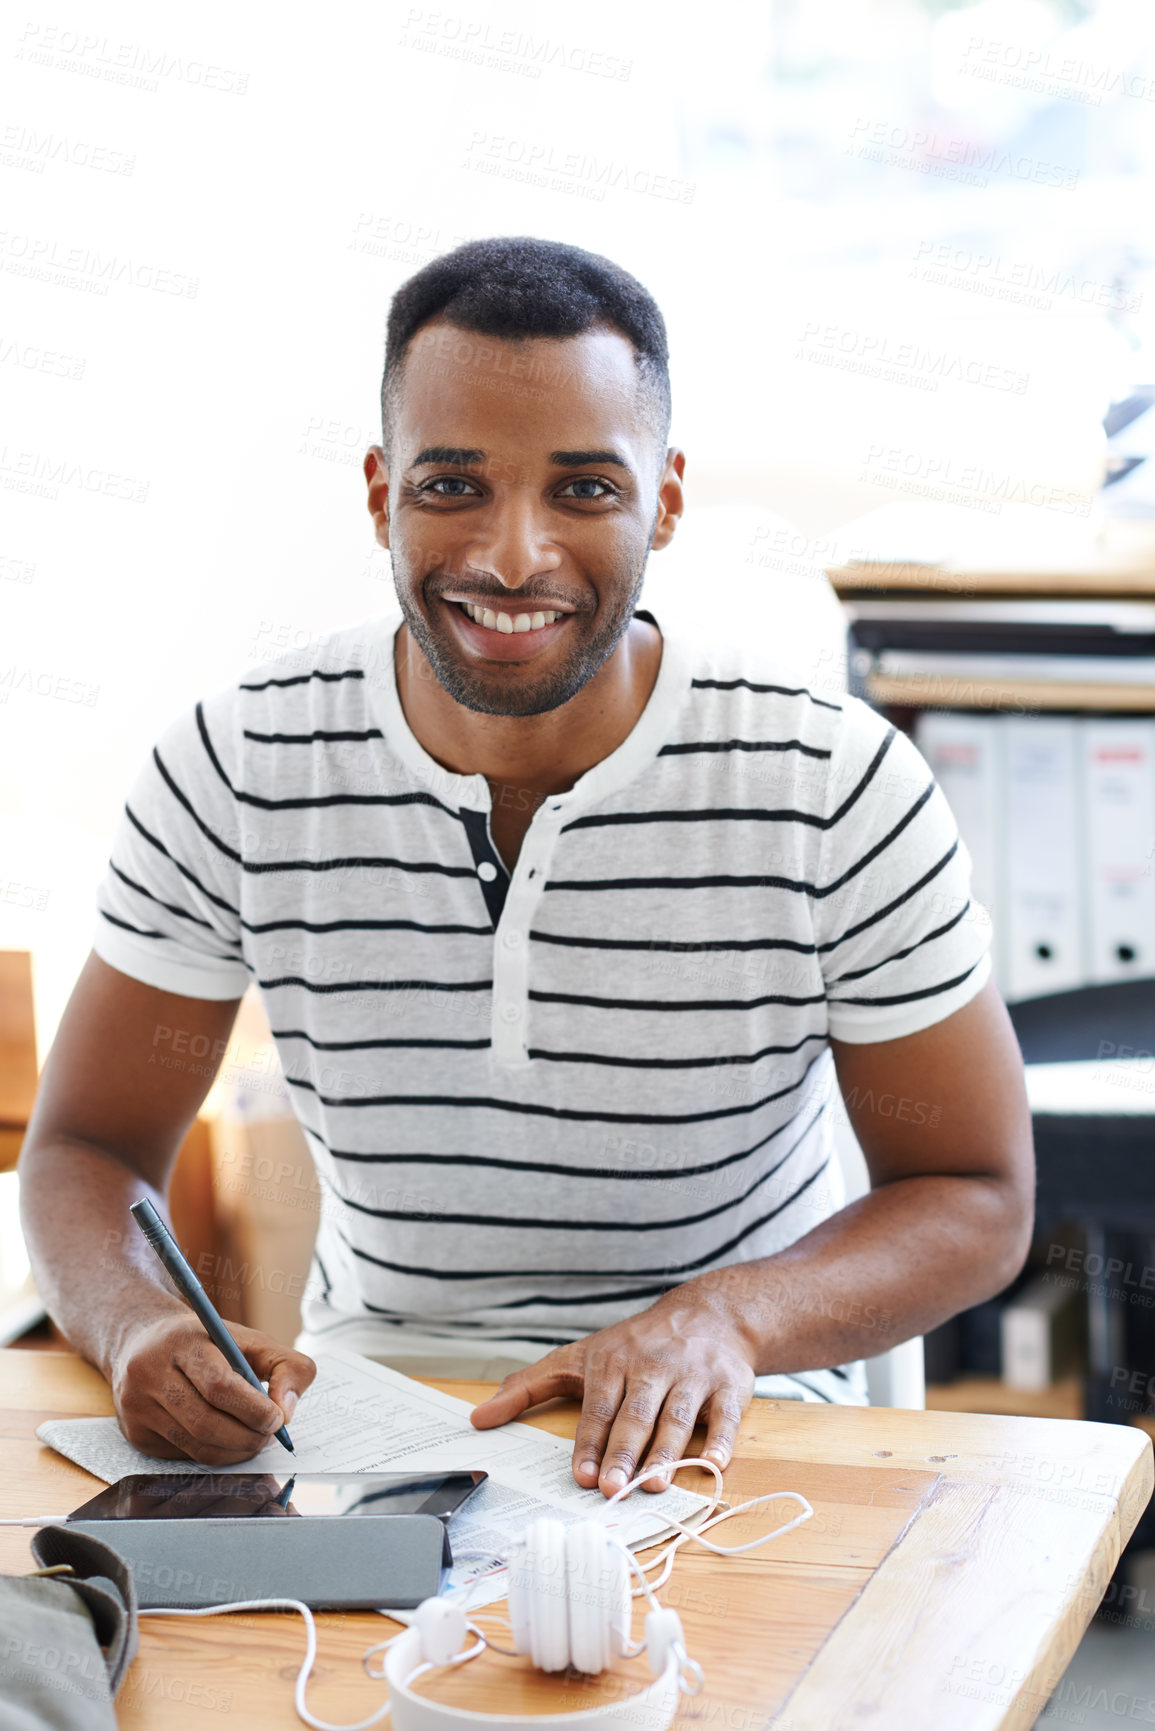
[{"x1": 112, "y1": 1312, "x2": 309, "y2": 1465}]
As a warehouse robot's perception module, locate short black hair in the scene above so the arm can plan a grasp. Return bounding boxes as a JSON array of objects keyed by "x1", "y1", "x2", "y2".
[{"x1": 380, "y1": 235, "x2": 671, "y2": 458}]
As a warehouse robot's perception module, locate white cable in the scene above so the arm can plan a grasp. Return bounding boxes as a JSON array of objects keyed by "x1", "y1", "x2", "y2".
[
  {"x1": 426, "y1": 1458, "x2": 812, "y2": 1670},
  {"x1": 135, "y1": 1460, "x2": 811, "y2": 1726},
  {"x1": 140, "y1": 1599, "x2": 395, "y2": 1731},
  {"x1": 602, "y1": 1457, "x2": 813, "y2": 1596},
  {"x1": 627, "y1": 1502, "x2": 737, "y2": 1595},
  {"x1": 0, "y1": 1517, "x2": 70, "y2": 1526},
  {"x1": 363, "y1": 1622, "x2": 487, "y2": 1683},
  {"x1": 419, "y1": 1550, "x2": 521, "y2": 1658},
  {"x1": 142, "y1": 1597, "x2": 488, "y2": 1728}
]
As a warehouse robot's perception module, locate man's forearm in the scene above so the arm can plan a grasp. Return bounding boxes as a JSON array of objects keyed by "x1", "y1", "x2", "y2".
[
  {"x1": 667, "y1": 1174, "x2": 1028, "y2": 1375},
  {"x1": 19, "y1": 1135, "x2": 186, "y2": 1377}
]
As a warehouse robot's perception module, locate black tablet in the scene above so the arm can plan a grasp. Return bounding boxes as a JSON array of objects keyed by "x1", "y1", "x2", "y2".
[{"x1": 68, "y1": 1469, "x2": 488, "y2": 1523}]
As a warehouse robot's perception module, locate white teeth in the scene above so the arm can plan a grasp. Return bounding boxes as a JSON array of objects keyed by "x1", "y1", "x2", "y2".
[{"x1": 461, "y1": 603, "x2": 563, "y2": 632}]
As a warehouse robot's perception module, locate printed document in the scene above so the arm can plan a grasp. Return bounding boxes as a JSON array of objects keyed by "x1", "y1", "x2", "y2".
[{"x1": 38, "y1": 1346, "x2": 711, "y2": 1615}]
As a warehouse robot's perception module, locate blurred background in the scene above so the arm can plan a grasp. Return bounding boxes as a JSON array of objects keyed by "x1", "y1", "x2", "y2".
[{"x1": 5, "y1": 0, "x2": 1155, "y2": 1717}]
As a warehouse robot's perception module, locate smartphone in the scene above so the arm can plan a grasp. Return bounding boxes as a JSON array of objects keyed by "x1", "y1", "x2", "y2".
[{"x1": 67, "y1": 1469, "x2": 488, "y2": 1523}]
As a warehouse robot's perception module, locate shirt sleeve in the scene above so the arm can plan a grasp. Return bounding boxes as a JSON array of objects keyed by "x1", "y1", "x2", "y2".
[
  {"x1": 813, "y1": 694, "x2": 992, "y2": 1043},
  {"x1": 93, "y1": 690, "x2": 252, "y2": 1000}
]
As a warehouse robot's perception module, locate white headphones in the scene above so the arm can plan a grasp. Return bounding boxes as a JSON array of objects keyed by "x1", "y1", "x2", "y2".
[
  {"x1": 366, "y1": 1457, "x2": 812, "y2": 1731},
  {"x1": 142, "y1": 1457, "x2": 813, "y2": 1731},
  {"x1": 378, "y1": 1519, "x2": 691, "y2": 1730}
]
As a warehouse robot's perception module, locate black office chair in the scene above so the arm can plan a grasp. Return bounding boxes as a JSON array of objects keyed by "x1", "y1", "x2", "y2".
[
  {"x1": 1009, "y1": 978, "x2": 1155, "y2": 1561},
  {"x1": 1008, "y1": 978, "x2": 1155, "y2": 1066}
]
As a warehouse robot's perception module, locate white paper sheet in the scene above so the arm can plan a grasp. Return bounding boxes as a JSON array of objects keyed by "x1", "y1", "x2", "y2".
[{"x1": 37, "y1": 1346, "x2": 709, "y2": 1617}]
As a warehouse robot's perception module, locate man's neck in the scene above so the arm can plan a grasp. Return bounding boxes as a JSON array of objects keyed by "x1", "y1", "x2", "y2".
[{"x1": 394, "y1": 613, "x2": 663, "y2": 800}]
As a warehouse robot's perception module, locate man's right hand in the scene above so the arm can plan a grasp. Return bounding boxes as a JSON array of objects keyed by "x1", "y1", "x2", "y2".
[
  {"x1": 18, "y1": 957, "x2": 318, "y2": 1458},
  {"x1": 110, "y1": 1310, "x2": 317, "y2": 1466}
]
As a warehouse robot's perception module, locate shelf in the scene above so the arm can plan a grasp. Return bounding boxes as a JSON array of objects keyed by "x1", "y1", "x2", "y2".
[
  {"x1": 828, "y1": 565, "x2": 1155, "y2": 598},
  {"x1": 862, "y1": 672, "x2": 1155, "y2": 712},
  {"x1": 827, "y1": 557, "x2": 1155, "y2": 605}
]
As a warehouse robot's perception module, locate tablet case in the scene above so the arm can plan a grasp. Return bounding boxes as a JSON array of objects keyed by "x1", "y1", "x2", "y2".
[{"x1": 64, "y1": 1512, "x2": 452, "y2": 1610}]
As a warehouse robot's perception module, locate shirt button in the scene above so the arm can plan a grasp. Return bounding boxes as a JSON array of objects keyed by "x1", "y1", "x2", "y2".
[
  {"x1": 503, "y1": 931, "x2": 522, "y2": 949},
  {"x1": 501, "y1": 1003, "x2": 521, "y2": 1023},
  {"x1": 477, "y1": 861, "x2": 498, "y2": 882}
]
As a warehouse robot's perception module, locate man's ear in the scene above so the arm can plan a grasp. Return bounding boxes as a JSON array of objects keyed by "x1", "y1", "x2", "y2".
[
  {"x1": 364, "y1": 445, "x2": 391, "y2": 551},
  {"x1": 649, "y1": 448, "x2": 686, "y2": 553}
]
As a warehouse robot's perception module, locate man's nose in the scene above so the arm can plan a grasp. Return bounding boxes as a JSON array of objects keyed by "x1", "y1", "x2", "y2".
[{"x1": 464, "y1": 494, "x2": 563, "y2": 588}]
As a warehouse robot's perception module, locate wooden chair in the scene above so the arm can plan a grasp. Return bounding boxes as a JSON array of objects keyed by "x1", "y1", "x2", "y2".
[
  {"x1": 0, "y1": 950, "x2": 223, "y2": 1336},
  {"x1": 0, "y1": 951, "x2": 38, "y2": 1175}
]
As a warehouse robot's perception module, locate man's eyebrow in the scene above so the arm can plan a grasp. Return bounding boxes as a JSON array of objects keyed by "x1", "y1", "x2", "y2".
[
  {"x1": 551, "y1": 449, "x2": 634, "y2": 474},
  {"x1": 407, "y1": 445, "x2": 637, "y2": 477},
  {"x1": 408, "y1": 446, "x2": 487, "y2": 468}
]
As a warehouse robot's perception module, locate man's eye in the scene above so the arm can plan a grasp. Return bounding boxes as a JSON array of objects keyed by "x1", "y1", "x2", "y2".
[
  {"x1": 558, "y1": 477, "x2": 614, "y2": 499},
  {"x1": 425, "y1": 476, "x2": 480, "y2": 497}
]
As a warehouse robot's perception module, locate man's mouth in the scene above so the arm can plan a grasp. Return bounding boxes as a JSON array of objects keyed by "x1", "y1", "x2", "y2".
[
  {"x1": 439, "y1": 596, "x2": 575, "y2": 660},
  {"x1": 448, "y1": 599, "x2": 572, "y2": 636}
]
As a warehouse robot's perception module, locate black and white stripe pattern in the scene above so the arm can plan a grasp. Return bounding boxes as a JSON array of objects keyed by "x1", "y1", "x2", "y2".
[{"x1": 93, "y1": 605, "x2": 990, "y2": 1397}]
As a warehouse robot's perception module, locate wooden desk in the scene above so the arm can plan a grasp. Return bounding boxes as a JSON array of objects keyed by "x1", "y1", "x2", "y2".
[{"x1": 1, "y1": 1351, "x2": 1151, "y2": 1730}]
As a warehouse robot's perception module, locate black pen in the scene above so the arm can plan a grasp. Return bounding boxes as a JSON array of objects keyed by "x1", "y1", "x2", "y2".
[{"x1": 129, "y1": 1198, "x2": 295, "y2": 1454}]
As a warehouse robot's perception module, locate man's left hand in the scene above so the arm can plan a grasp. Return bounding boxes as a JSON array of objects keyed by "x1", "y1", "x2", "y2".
[{"x1": 469, "y1": 1292, "x2": 756, "y2": 1496}]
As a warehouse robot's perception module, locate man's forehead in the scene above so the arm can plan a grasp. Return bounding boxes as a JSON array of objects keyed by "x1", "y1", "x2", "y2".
[
  {"x1": 409, "y1": 315, "x2": 637, "y2": 370},
  {"x1": 400, "y1": 319, "x2": 640, "y2": 411}
]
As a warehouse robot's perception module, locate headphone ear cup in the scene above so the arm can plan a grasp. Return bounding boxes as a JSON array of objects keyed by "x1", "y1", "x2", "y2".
[
  {"x1": 508, "y1": 1518, "x2": 633, "y2": 1676},
  {"x1": 564, "y1": 1523, "x2": 632, "y2": 1676},
  {"x1": 525, "y1": 1517, "x2": 571, "y2": 1673},
  {"x1": 565, "y1": 1523, "x2": 607, "y2": 1676},
  {"x1": 606, "y1": 1539, "x2": 631, "y2": 1659},
  {"x1": 412, "y1": 1598, "x2": 467, "y2": 1667},
  {"x1": 506, "y1": 1532, "x2": 534, "y2": 1658}
]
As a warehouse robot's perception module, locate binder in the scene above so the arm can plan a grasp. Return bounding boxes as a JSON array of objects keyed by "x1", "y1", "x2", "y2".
[
  {"x1": 1003, "y1": 718, "x2": 1085, "y2": 1000},
  {"x1": 1000, "y1": 1273, "x2": 1084, "y2": 1392},
  {"x1": 1080, "y1": 719, "x2": 1155, "y2": 982},
  {"x1": 913, "y1": 713, "x2": 1003, "y2": 988}
]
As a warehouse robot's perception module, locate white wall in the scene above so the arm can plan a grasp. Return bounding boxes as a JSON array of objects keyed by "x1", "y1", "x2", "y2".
[{"x1": 2, "y1": 0, "x2": 1147, "y2": 1046}]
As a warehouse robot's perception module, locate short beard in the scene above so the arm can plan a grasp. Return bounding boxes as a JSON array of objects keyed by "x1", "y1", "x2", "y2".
[{"x1": 393, "y1": 552, "x2": 650, "y2": 719}]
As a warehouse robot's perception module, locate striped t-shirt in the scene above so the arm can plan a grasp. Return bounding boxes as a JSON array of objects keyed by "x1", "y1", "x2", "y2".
[{"x1": 94, "y1": 603, "x2": 990, "y2": 1403}]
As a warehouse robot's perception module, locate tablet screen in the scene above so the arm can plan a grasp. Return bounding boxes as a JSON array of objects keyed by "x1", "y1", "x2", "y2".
[{"x1": 68, "y1": 1470, "x2": 488, "y2": 1522}]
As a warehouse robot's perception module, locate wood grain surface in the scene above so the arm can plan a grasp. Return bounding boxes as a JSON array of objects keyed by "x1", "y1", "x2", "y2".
[
  {"x1": 0, "y1": 949, "x2": 38, "y2": 1172},
  {"x1": 0, "y1": 1352, "x2": 1149, "y2": 1730},
  {"x1": 825, "y1": 562, "x2": 1155, "y2": 599},
  {"x1": 863, "y1": 672, "x2": 1155, "y2": 713}
]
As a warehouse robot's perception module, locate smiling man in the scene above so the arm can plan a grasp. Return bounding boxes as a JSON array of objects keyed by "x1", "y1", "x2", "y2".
[{"x1": 20, "y1": 236, "x2": 1034, "y2": 1497}]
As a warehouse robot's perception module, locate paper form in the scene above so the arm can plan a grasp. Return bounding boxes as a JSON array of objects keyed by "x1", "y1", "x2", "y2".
[{"x1": 37, "y1": 1346, "x2": 710, "y2": 1616}]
